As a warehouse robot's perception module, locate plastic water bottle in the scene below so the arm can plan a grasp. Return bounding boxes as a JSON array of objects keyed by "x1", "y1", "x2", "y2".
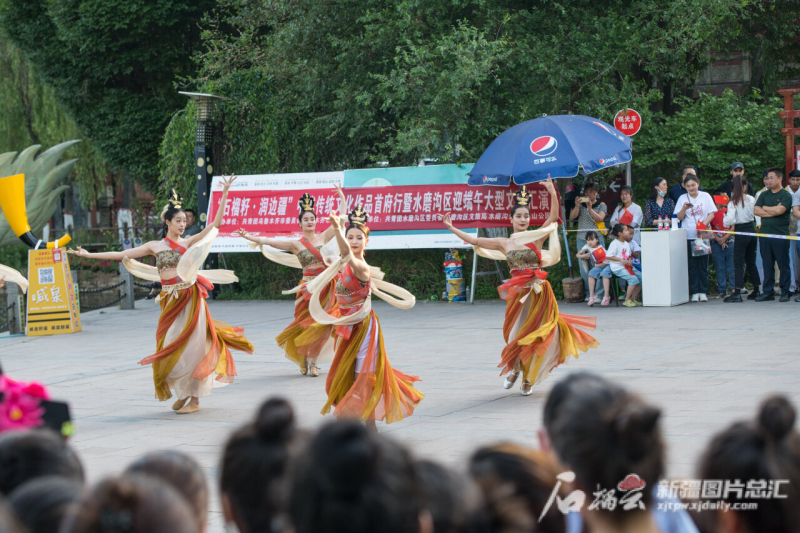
[
  {"x1": 671, "y1": 214, "x2": 679, "y2": 230},
  {"x1": 657, "y1": 217, "x2": 664, "y2": 231}
]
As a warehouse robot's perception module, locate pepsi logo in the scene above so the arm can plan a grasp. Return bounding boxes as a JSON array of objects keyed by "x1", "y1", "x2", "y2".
[
  {"x1": 599, "y1": 159, "x2": 604, "y2": 164},
  {"x1": 530, "y1": 136, "x2": 558, "y2": 157},
  {"x1": 483, "y1": 176, "x2": 498, "y2": 183}
]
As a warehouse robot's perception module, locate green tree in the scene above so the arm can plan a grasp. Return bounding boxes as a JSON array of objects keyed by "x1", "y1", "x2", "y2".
[{"x1": 0, "y1": 0, "x2": 215, "y2": 187}]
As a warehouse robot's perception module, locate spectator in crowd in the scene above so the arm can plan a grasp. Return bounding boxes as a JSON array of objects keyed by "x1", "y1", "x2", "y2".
[
  {"x1": 669, "y1": 165, "x2": 704, "y2": 204},
  {"x1": 786, "y1": 169, "x2": 800, "y2": 292},
  {"x1": 697, "y1": 395, "x2": 800, "y2": 533},
  {"x1": 7, "y1": 476, "x2": 82, "y2": 533},
  {"x1": 540, "y1": 372, "x2": 699, "y2": 533},
  {"x1": 0, "y1": 500, "x2": 23, "y2": 533},
  {"x1": 644, "y1": 177, "x2": 676, "y2": 229},
  {"x1": 416, "y1": 459, "x2": 490, "y2": 533},
  {"x1": 469, "y1": 444, "x2": 565, "y2": 533},
  {"x1": 606, "y1": 224, "x2": 642, "y2": 307},
  {"x1": 221, "y1": 398, "x2": 301, "y2": 533},
  {"x1": 790, "y1": 171, "x2": 800, "y2": 301},
  {"x1": 753, "y1": 167, "x2": 793, "y2": 302},
  {"x1": 0, "y1": 428, "x2": 84, "y2": 496},
  {"x1": 576, "y1": 231, "x2": 611, "y2": 306},
  {"x1": 61, "y1": 474, "x2": 198, "y2": 533},
  {"x1": 547, "y1": 373, "x2": 671, "y2": 533},
  {"x1": 126, "y1": 450, "x2": 209, "y2": 533},
  {"x1": 610, "y1": 186, "x2": 643, "y2": 244},
  {"x1": 709, "y1": 194, "x2": 735, "y2": 298},
  {"x1": 715, "y1": 162, "x2": 754, "y2": 197},
  {"x1": 569, "y1": 182, "x2": 607, "y2": 300},
  {"x1": 182, "y1": 209, "x2": 202, "y2": 237},
  {"x1": 754, "y1": 169, "x2": 770, "y2": 284},
  {"x1": 674, "y1": 174, "x2": 716, "y2": 302},
  {"x1": 289, "y1": 419, "x2": 431, "y2": 533},
  {"x1": 723, "y1": 175, "x2": 760, "y2": 302}
]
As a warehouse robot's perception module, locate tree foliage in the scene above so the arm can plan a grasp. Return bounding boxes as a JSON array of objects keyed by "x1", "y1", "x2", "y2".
[{"x1": 0, "y1": 0, "x2": 215, "y2": 186}]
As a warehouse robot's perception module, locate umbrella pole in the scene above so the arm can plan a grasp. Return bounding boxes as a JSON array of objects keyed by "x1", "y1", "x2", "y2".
[{"x1": 561, "y1": 222, "x2": 574, "y2": 279}]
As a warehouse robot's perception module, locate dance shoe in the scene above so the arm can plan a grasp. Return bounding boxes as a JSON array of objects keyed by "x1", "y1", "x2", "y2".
[
  {"x1": 172, "y1": 397, "x2": 189, "y2": 411},
  {"x1": 503, "y1": 371, "x2": 520, "y2": 389},
  {"x1": 177, "y1": 403, "x2": 200, "y2": 414}
]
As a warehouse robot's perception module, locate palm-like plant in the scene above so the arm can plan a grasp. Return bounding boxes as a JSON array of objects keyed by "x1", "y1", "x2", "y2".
[{"x1": 0, "y1": 140, "x2": 79, "y2": 247}]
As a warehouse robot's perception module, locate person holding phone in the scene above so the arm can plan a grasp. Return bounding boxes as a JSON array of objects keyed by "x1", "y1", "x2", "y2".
[
  {"x1": 674, "y1": 174, "x2": 716, "y2": 302},
  {"x1": 569, "y1": 182, "x2": 607, "y2": 300}
]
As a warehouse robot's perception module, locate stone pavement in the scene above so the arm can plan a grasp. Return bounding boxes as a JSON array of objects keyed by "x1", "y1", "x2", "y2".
[{"x1": 2, "y1": 297, "x2": 799, "y2": 531}]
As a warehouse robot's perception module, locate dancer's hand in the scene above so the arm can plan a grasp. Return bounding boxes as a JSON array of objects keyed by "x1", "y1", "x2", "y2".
[
  {"x1": 0, "y1": 277, "x2": 4, "y2": 289},
  {"x1": 236, "y1": 228, "x2": 248, "y2": 238},
  {"x1": 543, "y1": 175, "x2": 556, "y2": 194},
  {"x1": 329, "y1": 212, "x2": 342, "y2": 230},
  {"x1": 332, "y1": 183, "x2": 345, "y2": 198},
  {"x1": 221, "y1": 174, "x2": 237, "y2": 191},
  {"x1": 436, "y1": 212, "x2": 454, "y2": 229},
  {"x1": 66, "y1": 246, "x2": 88, "y2": 258}
]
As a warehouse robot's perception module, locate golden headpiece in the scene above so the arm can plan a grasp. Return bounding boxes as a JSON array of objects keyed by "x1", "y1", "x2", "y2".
[
  {"x1": 160, "y1": 188, "x2": 184, "y2": 221},
  {"x1": 298, "y1": 193, "x2": 316, "y2": 213},
  {"x1": 347, "y1": 205, "x2": 369, "y2": 227},
  {"x1": 513, "y1": 185, "x2": 532, "y2": 207}
]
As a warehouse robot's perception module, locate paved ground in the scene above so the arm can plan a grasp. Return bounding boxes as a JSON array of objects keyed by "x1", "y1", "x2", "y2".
[{"x1": 2, "y1": 297, "x2": 799, "y2": 531}]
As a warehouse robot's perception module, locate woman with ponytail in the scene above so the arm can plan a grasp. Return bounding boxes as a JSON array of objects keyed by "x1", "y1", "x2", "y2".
[
  {"x1": 306, "y1": 206, "x2": 423, "y2": 430},
  {"x1": 698, "y1": 395, "x2": 800, "y2": 533},
  {"x1": 289, "y1": 420, "x2": 431, "y2": 533},
  {"x1": 237, "y1": 186, "x2": 346, "y2": 377},
  {"x1": 67, "y1": 177, "x2": 254, "y2": 414},
  {"x1": 220, "y1": 397, "x2": 301, "y2": 533},
  {"x1": 438, "y1": 176, "x2": 598, "y2": 395}
]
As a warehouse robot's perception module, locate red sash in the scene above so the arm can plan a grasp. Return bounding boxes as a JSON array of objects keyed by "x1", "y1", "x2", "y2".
[
  {"x1": 498, "y1": 243, "x2": 548, "y2": 301},
  {"x1": 164, "y1": 237, "x2": 187, "y2": 255},
  {"x1": 299, "y1": 237, "x2": 326, "y2": 277},
  {"x1": 334, "y1": 264, "x2": 371, "y2": 339}
]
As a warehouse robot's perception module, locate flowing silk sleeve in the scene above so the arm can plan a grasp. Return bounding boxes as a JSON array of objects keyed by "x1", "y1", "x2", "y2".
[
  {"x1": 0, "y1": 264, "x2": 28, "y2": 293},
  {"x1": 473, "y1": 223, "x2": 560, "y2": 267},
  {"x1": 307, "y1": 253, "x2": 373, "y2": 326},
  {"x1": 249, "y1": 241, "x2": 303, "y2": 269},
  {"x1": 371, "y1": 279, "x2": 415, "y2": 309}
]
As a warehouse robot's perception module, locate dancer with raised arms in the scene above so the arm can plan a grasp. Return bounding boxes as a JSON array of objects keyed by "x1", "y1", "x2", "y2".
[
  {"x1": 306, "y1": 206, "x2": 423, "y2": 431},
  {"x1": 67, "y1": 177, "x2": 254, "y2": 414},
  {"x1": 236, "y1": 185, "x2": 347, "y2": 377},
  {"x1": 438, "y1": 177, "x2": 598, "y2": 395}
]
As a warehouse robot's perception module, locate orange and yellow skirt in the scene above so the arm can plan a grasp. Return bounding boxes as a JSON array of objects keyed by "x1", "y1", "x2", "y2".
[
  {"x1": 500, "y1": 281, "x2": 598, "y2": 385},
  {"x1": 139, "y1": 277, "x2": 254, "y2": 401},
  {"x1": 276, "y1": 278, "x2": 337, "y2": 369},
  {"x1": 322, "y1": 310, "x2": 423, "y2": 424}
]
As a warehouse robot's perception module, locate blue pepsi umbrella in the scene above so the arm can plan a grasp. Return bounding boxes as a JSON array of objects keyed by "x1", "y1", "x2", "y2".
[{"x1": 468, "y1": 115, "x2": 632, "y2": 186}]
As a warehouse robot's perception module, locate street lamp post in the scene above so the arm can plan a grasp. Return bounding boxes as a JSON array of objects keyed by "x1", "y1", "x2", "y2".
[{"x1": 178, "y1": 92, "x2": 228, "y2": 272}]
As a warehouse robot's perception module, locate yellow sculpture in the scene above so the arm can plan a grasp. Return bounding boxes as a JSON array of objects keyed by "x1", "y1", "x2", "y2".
[{"x1": 0, "y1": 141, "x2": 78, "y2": 248}]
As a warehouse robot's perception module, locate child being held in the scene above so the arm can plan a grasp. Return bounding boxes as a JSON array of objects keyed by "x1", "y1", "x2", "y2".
[
  {"x1": 576, "y1": 231, "x2": 612, "y2": 306},
  {"x1": 607, "y1": 224, "x2": 642, "y2": 308}
]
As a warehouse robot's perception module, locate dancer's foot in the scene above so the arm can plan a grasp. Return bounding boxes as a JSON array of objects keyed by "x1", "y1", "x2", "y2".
[
  {"x1": 503, "y1": 371, "x2": 520, "y2": 389},
  {"x1": 520, "y1": 380, "x2": 533, "y2": 396},
  {"x1": 300, "y1": 357, "x2": 308, "y2": 376},
  {"x1": 309, "y1": 362, "x2": 319, "y2": 377},
  {"x1": 177, "y1": 398, "x2": 199, "y2": 414},
  {"x1": 366, "y1": 420, "x2": 379, "y2": 433},
  {"x1": 172, "y1": 397, "x2": 189, "y2": 411}
]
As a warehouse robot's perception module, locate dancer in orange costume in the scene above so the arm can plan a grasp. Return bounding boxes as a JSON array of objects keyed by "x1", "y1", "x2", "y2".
[
  {"x1": 306, "y1": 206, "x2": 422, "y2": 431},
  {"x1": 237, "y1": 186, "x2": 346, "y2": 377},
  {"x1": 68, "y1": 178, "x2": 253, "y2": 414},
  {"x1": 439, "y1": 176, "x2": 598, "y2": 395}
]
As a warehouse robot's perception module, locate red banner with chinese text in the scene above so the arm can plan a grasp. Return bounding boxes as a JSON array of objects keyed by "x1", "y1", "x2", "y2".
[{"x1": 210, "y1": 182, "x2": 560, "y2": 237}]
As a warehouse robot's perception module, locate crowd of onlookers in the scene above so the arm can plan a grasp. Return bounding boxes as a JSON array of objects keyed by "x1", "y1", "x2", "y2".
[
  {"x1": 0, "y1": 371, "x2": 797, "y2": 533},
  {"x1": 569, "y1": 163, "x2": 800, "y2": 306}
]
